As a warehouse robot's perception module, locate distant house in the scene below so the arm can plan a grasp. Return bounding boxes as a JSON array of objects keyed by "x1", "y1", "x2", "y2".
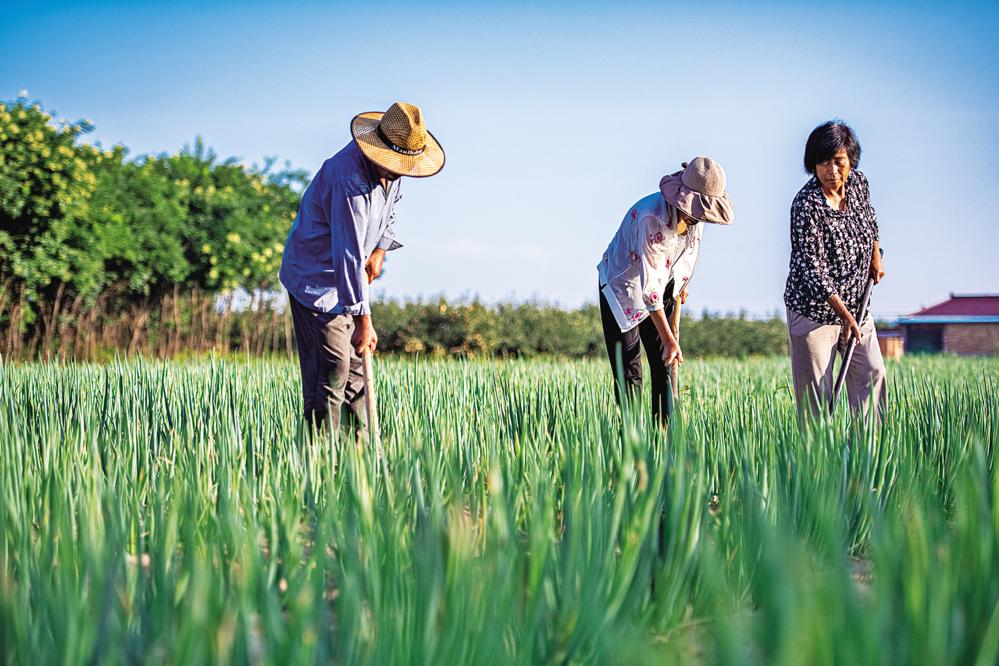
[
  {"x1": 876, "y1": 329, "x2": 905, "y2": 359},
  {"x1": 896, "y1": 294, "x2": 999, "y2": 355}
]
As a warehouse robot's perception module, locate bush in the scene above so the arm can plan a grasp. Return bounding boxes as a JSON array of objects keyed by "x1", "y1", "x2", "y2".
[
  {"x1": 0, "y1": 94, "x2": 306, "y2": 337},
  {"x1": 372, "y1": 298, "x2": 788, "y2": 358}
]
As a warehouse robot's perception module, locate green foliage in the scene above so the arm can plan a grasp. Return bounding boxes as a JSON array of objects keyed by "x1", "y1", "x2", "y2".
[
  {"x1": 1, "y1": 95, "x2": 789, "y2": 360},
  {"x1": 0, "y1": 95, "x2": 305, "y2": 329},
  {"x1": 0, "y1": 356, "x2": 995, "y2": 663},
  {"x1": 0, "y1": 97, "x2": 103, "y2": 316},
  {"x1": 681, "y1": 309, "x2": 790, "y2": 357},
  {"x1": 88, "y1": 140, "x2": 303, "y2": 302},
  {"x1": 373, "y1": 298, "x2": 788, "y2": 358}
]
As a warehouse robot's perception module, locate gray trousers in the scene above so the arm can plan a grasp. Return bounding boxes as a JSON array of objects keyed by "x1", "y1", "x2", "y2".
[
  {"x1": 289, "y1": 294, "x2": 368, "y2": 439},
  {"x1": 787, "y1": 308, "x2": 887, "y2": 427}
]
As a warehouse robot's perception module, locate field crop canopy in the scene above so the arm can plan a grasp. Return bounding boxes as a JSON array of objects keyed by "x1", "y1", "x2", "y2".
[{"x1": 0, "y1": 356, "x2": 996, "y2": 664}]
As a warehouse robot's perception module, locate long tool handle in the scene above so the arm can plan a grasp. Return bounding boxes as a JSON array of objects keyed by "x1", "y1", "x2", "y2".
[
  {"x1": 829, "y1": 280, "x2": 872, "y2": 415},
  {"x1": 669, "y1": 298, "x2": 681, "y2": 400},
  {"x1": 361, "y1": 350, "x2": 383, "y2": 458},
  {"x1": 829, "y1": 249, "x2": 883, "y2": 415}
]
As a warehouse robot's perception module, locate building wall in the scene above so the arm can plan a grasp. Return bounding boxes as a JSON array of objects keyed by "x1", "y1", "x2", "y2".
[
  {"x1": 878, "y1": 336, "x2": 904, "y2": 359},
  {"x1": 903, "y1": 325, "x2": 944, "y2": 353},
  {"x1": 943, "y1": 324, "x2": 999, "y2": 355}
]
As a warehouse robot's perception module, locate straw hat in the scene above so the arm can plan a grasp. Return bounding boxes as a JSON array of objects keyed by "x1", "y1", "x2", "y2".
[
  {"x1": 351, "y1": 102, "x2": 445, "y2": 178},
  {"x1": 659, "y1": 156, "x2": 734, "y2": 225}
]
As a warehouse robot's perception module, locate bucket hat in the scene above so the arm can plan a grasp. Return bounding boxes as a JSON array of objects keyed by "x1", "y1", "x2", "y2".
[
  {"x1": 351, "y1": 102, "x2": 445, "y2": 178},
  {"x1": 659, "y1": 156, "x2": 734, "y2": 225}
]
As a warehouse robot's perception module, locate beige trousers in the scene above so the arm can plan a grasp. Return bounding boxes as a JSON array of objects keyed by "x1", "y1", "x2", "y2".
[{"x1": 787, "y1": 308, "x2": 887, "y2": 426}]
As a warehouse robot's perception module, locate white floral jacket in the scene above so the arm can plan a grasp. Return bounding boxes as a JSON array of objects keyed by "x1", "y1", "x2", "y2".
[{"x1": 597, "y1": 192, "x2": 701, "y2": 332}]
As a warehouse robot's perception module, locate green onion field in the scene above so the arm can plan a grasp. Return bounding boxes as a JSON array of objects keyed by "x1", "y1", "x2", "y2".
[{"x1": 1, "y1": 356, "x2": 996, "y2": 664}]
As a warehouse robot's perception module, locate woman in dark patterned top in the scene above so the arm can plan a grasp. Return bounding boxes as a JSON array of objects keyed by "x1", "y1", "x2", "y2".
[{"x1": 784, "y1": 121, "x2": 887, "y2": 425}]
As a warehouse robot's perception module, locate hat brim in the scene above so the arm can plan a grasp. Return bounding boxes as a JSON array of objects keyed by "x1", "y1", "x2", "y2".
[
  {"x1": 351, "y1": 112, "x2": 445, "y2": 178},
  {"x1": 660, "y1": 172, "x2": 734, "y2": 225}
]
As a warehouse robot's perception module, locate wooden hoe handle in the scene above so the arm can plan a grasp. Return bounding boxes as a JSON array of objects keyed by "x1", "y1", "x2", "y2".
[
  {"x1": 361, "y1": 350, "x2": 383, "y2": 458},
  {"x1": 669, "y1": 300, "x2": 681, "y2": 400}
]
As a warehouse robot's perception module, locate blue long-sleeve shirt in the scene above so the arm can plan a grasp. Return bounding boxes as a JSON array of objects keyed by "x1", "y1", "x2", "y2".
[{"x1": 279, "y1": 141, "x2": 402, "y2": 315}]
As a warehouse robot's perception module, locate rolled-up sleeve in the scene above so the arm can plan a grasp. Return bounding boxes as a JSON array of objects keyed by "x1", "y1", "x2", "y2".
[
  {"x1": 790, "y1": 202, "x2": 836, "y2": 300},
  {"x1": 331, "y1": 192, "x2": 372, "y2": 316}
]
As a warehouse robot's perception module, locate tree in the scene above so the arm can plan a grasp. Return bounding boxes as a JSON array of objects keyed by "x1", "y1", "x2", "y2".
[{"x1": 0, "y1": 95, "x2": 104, "y2": 322}]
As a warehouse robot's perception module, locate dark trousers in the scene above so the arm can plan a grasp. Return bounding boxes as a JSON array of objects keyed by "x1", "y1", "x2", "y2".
[
  {"x1": 288, "y1": 294, "x2": 368, "y2": 439},
  {"x1": 599, "y1": 280, "x2": 676, "y2": 424}
]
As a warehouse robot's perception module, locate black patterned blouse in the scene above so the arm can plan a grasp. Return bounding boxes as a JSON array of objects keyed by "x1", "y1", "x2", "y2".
[{"x1": 783, "y1": 171, "x2": 879, "y2": 325}]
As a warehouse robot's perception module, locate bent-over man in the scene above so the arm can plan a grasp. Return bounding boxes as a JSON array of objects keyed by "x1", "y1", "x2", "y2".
[{"x1": 279, "y1": 102, "x2": 445, "y2": 438}]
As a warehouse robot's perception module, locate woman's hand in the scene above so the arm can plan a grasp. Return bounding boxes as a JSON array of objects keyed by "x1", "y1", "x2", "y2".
[
  {"x1": 827, "y1": 293, "x2": 863, "y2": 344},
  {"x1": 662, "y1": 337, "x2": 683, "y2": 367},
  {"x1": 678, "y1": 287, "x2": 689, "y2": 304},
  {"x1": 869, "y1": 253, "x2": 885, "y2": 284},
  {"x1": 648, "y1": 308, "x2": 683, "y2": 366},
  {"x1": 840, "y1": 312, "x2": 863, "y2": 346}
]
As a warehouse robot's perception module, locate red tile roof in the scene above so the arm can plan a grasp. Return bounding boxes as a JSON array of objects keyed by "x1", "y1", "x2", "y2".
[{"x1": 910, "y1": 294, "x2": 999, "y2": 317}]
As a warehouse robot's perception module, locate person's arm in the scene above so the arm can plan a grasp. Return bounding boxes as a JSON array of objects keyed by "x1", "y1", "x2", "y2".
[
  {"x1": 366, "y1": 188, "x2": 402, "y2": 283},
  {"x1": 637, "y1": 216, "x2": 682, "y2": 365},
  {"x1": 870, "y1": 240, "x2": 885, "y2": 284},
  {"x1": 672, "y1": 225, "x2": 701, "y2": 303},
  {"x1": 853, "y1": 171, "x2": 885, "y2": 285},
  {"x1": 637, "y1": 216, "x2": 672, "y2": 314},
  {"x1": 791, "y1": 202, "x2": 838, "y2": 305},
  {"x1": 648, "y1": 308, "x2": 683, "y2": 366},
  {"x1": 376, "y1": 188, "x2": 403, "y2": 253},
  {"x1": 826, "y1": 293, "x2": 862, "y2": 342},
  {"x1": 331, "y1": 192, "x2": 377, "y2": 353},
  {"x1": 365, "y1": 248, "x2": 386, "y2": 283},
  {"x1": 789, "y1": 200, "x2": 861, "y2": 339}
]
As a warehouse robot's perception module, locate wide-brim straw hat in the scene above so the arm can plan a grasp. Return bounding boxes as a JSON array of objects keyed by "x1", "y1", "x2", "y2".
[
  {"x1": 659, "y1": 156, "x2": 734, "y2": 225},
  {"x1": 351, "y1": 102, "x2": 445, "y2": 178}
]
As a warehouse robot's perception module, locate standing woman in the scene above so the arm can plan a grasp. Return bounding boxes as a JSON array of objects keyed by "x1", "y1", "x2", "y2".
[
  {"x1": 599, "y1": 157, "x2": 735, "y2": 424},
  {"x1": 784, "y1": 121, "x2": 887, "y2": 424}
]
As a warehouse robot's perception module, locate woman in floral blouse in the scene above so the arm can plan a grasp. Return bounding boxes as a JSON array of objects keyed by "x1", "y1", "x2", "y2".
[
  {"x1": 784, "y1": 121, "x2": 887, "y2": 424},
  {"x1": 599, "y1": 157, "x2": 734, "y2": 424}
]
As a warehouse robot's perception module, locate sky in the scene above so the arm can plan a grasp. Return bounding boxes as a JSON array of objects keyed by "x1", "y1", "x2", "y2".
[{"x1": 2, "y1": 0, "x2": 998, "y2": 319}]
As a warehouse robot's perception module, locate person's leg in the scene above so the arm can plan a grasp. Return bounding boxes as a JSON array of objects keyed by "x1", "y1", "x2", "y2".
[
  {"x1": 289, "y1": 295, "x2": 322, "y2": 429},
  {"x1": 639, "y1": 296, "x2": 675, "y2": 425},
  {"x1": 338, "y1": 317, "x2": 370, "y2": 444},
  {"x1": 787, "y1": 308, "x2": 840, "y2": 424},
  {"x1": 844, "y1": 315, "x2": 888, "y2": 429},
  {"x1": 314, "y1": 313, "x2": 359, "y2": 437},
  {"x1": 600, "y1": 289, "x2": 642, "y2": 407}
]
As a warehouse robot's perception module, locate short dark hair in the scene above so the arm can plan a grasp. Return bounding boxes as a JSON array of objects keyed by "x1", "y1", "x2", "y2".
[{"x1": 803, "y1": 121, "x2": 861, "y2": 174}]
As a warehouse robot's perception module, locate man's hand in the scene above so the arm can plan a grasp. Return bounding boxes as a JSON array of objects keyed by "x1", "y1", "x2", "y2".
[
  {"x1": 351, "y1": 315, "x2": 378, "y2": 355},
  {"x1": 365, "y1": 248, "x2": 386, "y2": 284},
  {"x1": 678, "y1": 287, "x2": 689, "y2": 305}
]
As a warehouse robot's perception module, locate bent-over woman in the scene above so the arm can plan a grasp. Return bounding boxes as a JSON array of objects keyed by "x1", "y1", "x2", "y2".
[{"x1": 598, "y1": 157, "x2": 735, "y2": 424}]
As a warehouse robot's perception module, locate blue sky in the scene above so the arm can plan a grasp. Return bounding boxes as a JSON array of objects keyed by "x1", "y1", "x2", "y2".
[{"x1": 3, "y1": 0, "x2": 997, "y2": 318}]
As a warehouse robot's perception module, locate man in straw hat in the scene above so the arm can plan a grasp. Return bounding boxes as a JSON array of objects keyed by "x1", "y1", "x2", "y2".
[
  {"x1": 279, "y1": 102, "x2": 445, "y2": 437},
  {"x1": 598, "y1": 157, "x2": 734, "y2": 424}
]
